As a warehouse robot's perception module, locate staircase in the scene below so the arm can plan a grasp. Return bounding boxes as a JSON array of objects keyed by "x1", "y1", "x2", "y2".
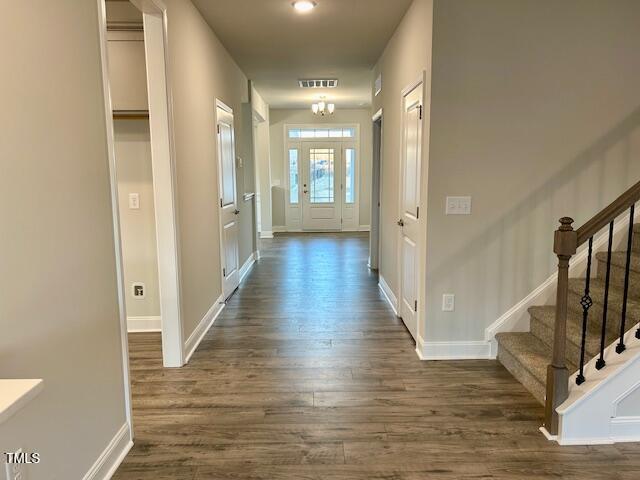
[{"x1": 496, "y1": 223, "x2": 640, "y2": 405}]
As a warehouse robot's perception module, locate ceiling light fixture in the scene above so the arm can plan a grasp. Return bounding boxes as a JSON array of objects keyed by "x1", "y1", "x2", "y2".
[
  {"x1": 292, "y1": 1, "x2": 317, "y2": 13},
  {"x1": 312, "y1": 98, "x2": 335, "y2": 116}
]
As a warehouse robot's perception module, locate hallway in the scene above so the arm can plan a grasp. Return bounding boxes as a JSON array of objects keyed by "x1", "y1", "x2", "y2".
[{"x1": 114, "y1": 234, "x2": 636, "y2": 479}]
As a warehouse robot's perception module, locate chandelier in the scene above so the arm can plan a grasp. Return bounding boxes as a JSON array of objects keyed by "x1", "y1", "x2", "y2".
[{"x1": 312, "y1": 99, "x2": 335, "y2": 116}]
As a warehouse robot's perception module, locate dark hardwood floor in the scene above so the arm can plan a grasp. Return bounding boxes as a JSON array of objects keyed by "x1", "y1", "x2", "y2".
[{"x1": 114, "y1": 233, "x2": 640, "y2": 479}]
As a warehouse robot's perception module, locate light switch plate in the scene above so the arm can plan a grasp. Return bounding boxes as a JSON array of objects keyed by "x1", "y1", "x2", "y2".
[
  {"x1": 442, "y1": 294, "x2": 455, "y2": 312},
  {"x1": 446, "y1": 196, "x2": 472, "y2": 215},
  {"x1": 128, "y1": 193, "x2": 140, "y2": 210}
]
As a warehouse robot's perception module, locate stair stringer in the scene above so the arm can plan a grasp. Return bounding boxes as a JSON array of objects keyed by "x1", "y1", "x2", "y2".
[{"x1": 555, "y1": 324, "x2": 640, "y2": 445}]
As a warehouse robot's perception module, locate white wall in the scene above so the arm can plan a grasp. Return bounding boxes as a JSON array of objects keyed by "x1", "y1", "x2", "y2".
[
  {"x1": 0, "y1": 1, "x2": 128, "y2": 478},
  {"x1": 269, "y1": 108, "x2": 373, "y2": 228},
  {"x1": 107, "y1": 30, "x2": 148, "y2": 111},
  {"x1": 114, "y1": 119, "x2": 161, "y2": 319},
  {"x1": 424, "y1": 0, "x2": 640, "y2": 345}
]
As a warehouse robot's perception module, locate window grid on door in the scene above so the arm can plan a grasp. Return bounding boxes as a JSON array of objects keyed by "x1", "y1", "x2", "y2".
[{"x1": 309, "y1": 148, "x2": 335, "y2": 204}]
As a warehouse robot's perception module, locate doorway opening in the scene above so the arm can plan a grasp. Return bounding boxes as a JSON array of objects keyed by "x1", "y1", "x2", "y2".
[
  {"x1": 370, "y1": 110, "x2": 383, "y2": 270},
  {"x1": 100, "y1": 0, "x2": 184, "y2": 386}
]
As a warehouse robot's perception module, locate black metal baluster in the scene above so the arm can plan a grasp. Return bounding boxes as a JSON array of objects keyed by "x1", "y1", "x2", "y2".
[
  {"x1": 596, "y1": 221, "x2": 615, "y2": 370},
  {"x1": 617, "y1": 205, "x2": 635, "y2": 353},
  {"x1": 577, "y1": 237, "x2": 594, "y2": 385}
]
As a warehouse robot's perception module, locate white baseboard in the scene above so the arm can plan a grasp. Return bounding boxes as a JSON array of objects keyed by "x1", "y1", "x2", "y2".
[
  {"x1": 239, "y1": 251, "x2": 258, "y2": 283},
  {"x1": 184, "y1": 295, "x2": 225, "y2": 364},
  {"x1": 484, "y1": 207, "x2": 636, "y2": 358},
  {"x1": 127, "y1": 316, "x2": 161, "y2": 333},
  {"x1": 416, "y1": 335, "x2": 492, "y2": 360},
  {"x1": 271, "y1": 226, "x2": 371, "y2": 233},
  {"x1": 378, "y1": 274, "x2": 398, "y2": 316},
  {"x1": 260, "y1": 231, "x2": 274, "y2": 239},
  {"x1": 610, "y1": 416, "x2": 640, "y2": 443},
  {"x1": 83, "y1": 423, "x2": 132, "y2": 480}
]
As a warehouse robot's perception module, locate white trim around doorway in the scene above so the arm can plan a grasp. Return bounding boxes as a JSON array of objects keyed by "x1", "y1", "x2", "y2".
[{"x1": 96, "y1": 0, "x2": 133, "y2": 439}]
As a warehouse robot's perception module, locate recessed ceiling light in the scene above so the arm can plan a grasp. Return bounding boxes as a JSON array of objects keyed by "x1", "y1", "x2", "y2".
[{"x1": 292, "y1": 1, "x2": 316, "y2": 13}]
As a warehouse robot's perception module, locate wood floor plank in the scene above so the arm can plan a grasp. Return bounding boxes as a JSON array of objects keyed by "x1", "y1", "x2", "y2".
[{"x1": 114, "y1": 233, "x2": 640, "y2": 480}]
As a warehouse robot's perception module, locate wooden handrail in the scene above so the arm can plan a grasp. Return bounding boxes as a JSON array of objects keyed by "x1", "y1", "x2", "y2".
[
  {"x1": 576, "y1": 180, "x2": 640, "y2": 245},
  {"x1": 544, "y1": 179, "x2": 640, "y2": 437}
]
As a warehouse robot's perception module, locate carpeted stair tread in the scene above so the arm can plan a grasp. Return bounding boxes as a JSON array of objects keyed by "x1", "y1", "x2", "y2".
[
  {"x1": 495, "y1": 332, "x2": 577, "y2": 405},
  {"x1": 567, "y1": 277, "x2": 640, "y2": 328},
  {"x1": 595, "y1": 250, "x2": 640, "y2": 297},
  {"x1": 595, "y1": 251, "x2": 640, "y2": 273},
  {"x1": 528, "y1": 305, "x2": 605, "y2": 362}
]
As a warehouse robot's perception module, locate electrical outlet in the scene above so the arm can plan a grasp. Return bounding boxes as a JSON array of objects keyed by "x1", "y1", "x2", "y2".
[
  {"x1": 442, "y1": 294, "x2": 455, "y2": 312},
  {"x1": 5, "y1": 449, "x2": 27, "y2": 480},
  {"x1": 132, "y1": 282, "x2": 145, "y2": 299}
]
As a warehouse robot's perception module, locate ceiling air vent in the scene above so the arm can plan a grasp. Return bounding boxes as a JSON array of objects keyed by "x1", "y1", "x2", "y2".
[{"x1": 298, "y1": 79, "x2": 338, "y2": 89}]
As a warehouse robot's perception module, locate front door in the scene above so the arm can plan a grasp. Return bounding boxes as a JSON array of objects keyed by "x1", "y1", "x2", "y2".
[
  {"x1": 398, "y1": 82, "x2": 424, "y2": 340},
  {"x1": 302, "y1": 143, "x2": 342, "y2": 231},
  {"x1": 216, "y1": 102, "x2": 240, "y2": 299}
]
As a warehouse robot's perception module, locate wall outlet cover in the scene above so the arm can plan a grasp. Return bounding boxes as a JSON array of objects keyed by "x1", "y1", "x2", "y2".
[
  {"x1": 442, "y1": 294, "x2": 455, "y2": 312},
  {"x1": 132, "y1": 282, "x2": 146, "y2": 299}
]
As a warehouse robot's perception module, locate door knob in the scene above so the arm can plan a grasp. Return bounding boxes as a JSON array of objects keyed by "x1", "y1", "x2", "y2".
[
  {"x1": 234, "y1": 209, "x2": 240, "y2": 215},
  {"x1": 397, "y1": 219, "x2": 404, "y2": 227}
]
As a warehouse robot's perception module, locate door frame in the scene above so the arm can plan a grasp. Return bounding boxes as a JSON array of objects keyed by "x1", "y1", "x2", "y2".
[
  {"x1": 99, "y1": 0, "x2": 185, "y2": 372},
  {"x1": 97, "y1": 0, "x2": 185, "y2": 438},
  {"x1": 370, "y1": 108, "x2": 383, "y2": 270},
  {"x1": 214, "y1": 98, "x2": 241, "y2": 299},
  {"x1": 396, "y1": 73, "x2": 428, "y2": 344},
  {"x1": 284, "y1": 123, "x2": 361, "y2": 232}
]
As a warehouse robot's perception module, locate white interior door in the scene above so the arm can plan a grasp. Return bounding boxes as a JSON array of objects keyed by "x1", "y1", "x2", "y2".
[
  {"x1": 398, "y1": 82, "x2": 424, "y2": 340},
  {"x1": 302, "y1": 142, "x2": 342, "y2": 231},
  {"x1": 216, "y1": 102, "x2": 240, "y2": 299}
]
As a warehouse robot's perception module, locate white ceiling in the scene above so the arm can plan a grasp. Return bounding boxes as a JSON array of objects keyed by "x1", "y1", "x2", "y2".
[{"x1": 192, "y1": 0, "x2": 413, "y2": 109}]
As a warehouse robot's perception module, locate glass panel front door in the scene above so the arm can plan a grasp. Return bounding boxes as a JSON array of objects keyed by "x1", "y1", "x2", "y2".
[
  {"x1": 309, "y1": 148, "x2": 335, "y2": 204},
  {"x1": 302, "y1": 143, "x2": 342, "y2": 231}
]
